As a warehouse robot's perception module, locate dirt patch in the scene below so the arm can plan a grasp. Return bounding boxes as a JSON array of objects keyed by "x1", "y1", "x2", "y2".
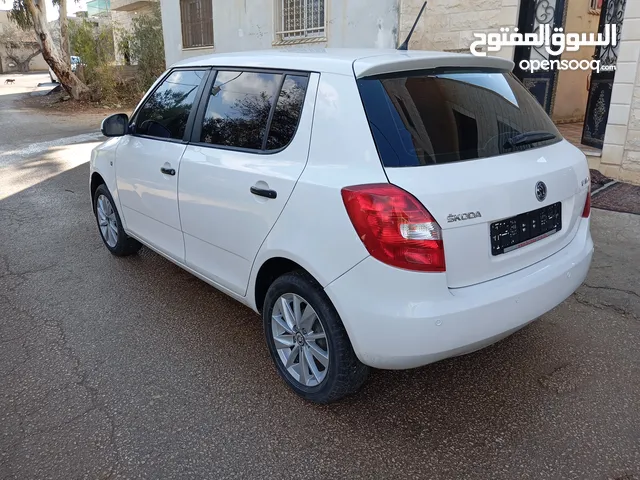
[{"x1": 20, "y1": 89, "x2": 136, "y2": 117}]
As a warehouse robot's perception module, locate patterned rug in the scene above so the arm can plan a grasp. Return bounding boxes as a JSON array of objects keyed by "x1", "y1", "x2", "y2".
[
  {"x1": 590, "y1": 169, "x2": 612, "y2": 192},
  {"x1": 592, "y1": 182, "x2": 640, "y2": 216}
]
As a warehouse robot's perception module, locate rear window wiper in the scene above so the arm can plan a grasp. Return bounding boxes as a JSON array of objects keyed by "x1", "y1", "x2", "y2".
[{"x1": 504, "y1": 131, "x2": 558, "y2": 149}]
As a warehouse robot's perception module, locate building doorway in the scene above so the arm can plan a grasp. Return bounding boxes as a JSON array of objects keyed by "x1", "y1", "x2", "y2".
[
  {"x1": 581, "y1": 0, "x2": 626, "y2": 149},
  {"x1": 513, "y1": 0, "x2": 626, "y2": 153},
  {"x1": 513, "y1": 0, "x2": 568, "y2": 115}
]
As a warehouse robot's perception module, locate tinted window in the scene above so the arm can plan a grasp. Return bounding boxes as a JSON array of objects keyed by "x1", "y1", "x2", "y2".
[
  {"x1": 135, "y1": 69, "x2": 206, "y2": 140},
  {"x1": 357, "y1": 70, "x2": 561, "y2": 167},
  {"x1": 265, "y1": 74, "x2": 309, "y2": 150},
  {"x1": 200, "y1": 71, "x2": 282, "y2": 150}
]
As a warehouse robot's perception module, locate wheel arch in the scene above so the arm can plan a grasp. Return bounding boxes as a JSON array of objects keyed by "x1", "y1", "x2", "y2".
[
  {"x1": 90, "y1": 138, "x2": 124, "y2": 227},
  {"x1": 253, "y1": 256, "x2": 317, "y2": 314},
  {"x1": 90, "y1": 171, "x2": 106, "y2": 209}
]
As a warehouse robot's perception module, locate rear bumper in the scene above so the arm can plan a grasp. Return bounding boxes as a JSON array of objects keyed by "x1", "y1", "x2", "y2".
[{"x1": 324, "y1": 218, "x2": 594, "y2": 369}]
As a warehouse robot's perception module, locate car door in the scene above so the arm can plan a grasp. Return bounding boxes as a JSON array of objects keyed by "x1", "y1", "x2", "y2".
[
  {"x1": 179, "y1": 69, "x2": 319, "y2": 295},
  {"x1": 115, "y1": 68, "x2": 208, "y2": 262}
]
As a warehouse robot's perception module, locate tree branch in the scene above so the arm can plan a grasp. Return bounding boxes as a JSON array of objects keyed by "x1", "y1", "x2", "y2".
[
  {"x1": 24, "y1": 48, "x2": 42, "y2": 63},
  {"x1": 6, "y1": 47, "x2": 40, "y2": 67},
  {"x1": 6, "y1": 54, "x2": 22, "y2": 64}
]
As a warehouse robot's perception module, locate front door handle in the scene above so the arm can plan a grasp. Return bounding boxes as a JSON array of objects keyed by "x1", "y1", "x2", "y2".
[
  {"x1": 160, "y1": 167, "x2": 176, "y2": 176},
  {"x1": 250, "y1": 186, "x2": 277, "y2": 199}
]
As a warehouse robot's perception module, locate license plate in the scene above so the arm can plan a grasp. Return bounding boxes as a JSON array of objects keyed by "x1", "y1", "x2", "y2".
[{"x1": 490, "y1": 202, "x2": 562, "y2": 256}]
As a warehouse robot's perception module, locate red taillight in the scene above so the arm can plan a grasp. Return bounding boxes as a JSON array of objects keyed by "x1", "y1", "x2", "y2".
[
  {"x1": 582, "y1": 186, "x2": 591, "y2": 218},
  {"x1": 341, "y1": 184, "x2": 445, "y2": 272}
]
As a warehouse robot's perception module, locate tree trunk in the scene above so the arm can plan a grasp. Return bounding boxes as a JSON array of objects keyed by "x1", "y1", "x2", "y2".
[
  {"x1": 59, "y1": 0, "x2": 70, "y2": 67},
  {"x1": 23, "y1": 0, "x2": 89, "y2": 100},
  {"x1": 7, "y1": 49, "x2": 41, "y2": 73}
]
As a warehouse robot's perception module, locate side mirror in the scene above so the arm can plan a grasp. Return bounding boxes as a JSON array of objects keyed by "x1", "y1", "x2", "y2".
[{"x1": 101, "y1": 113, "x2": 129, "y2": 137}]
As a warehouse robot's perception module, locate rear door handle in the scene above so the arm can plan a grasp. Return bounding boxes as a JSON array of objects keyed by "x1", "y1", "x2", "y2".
[
  {"x1": 250, "y1": 186, "x2": 277, "y2": 199},
  {"x1": 160, "y1": 167, "x2": 176, "y2": 176}
]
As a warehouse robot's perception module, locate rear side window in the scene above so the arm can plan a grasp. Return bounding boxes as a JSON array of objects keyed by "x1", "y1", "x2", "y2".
[
  {"x1": 199, "y1": 70, "x2": 308, "y2": 151},
  {"x1": 357, "y1": 70, "x2": 562, "y2": 167},
  {"x1": 135, "y1": 69, "x2": 207, "y2": 140},
  {"x1": 200, "y1": 71, "x2": 281, "y2": 149},
  {"x1": 266, "y1": 75, "x2": 309, "y2": 150}
]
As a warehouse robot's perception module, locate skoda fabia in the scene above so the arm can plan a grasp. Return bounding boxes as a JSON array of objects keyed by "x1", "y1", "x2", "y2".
[{"x1": 90, "y1": 49, "x2": 594, "y2": 403}]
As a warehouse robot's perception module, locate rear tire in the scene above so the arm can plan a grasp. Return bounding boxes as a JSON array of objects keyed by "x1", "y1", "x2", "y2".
[
  {"x1": 263, "y1": 271, "x2": 370, "y2": 404},
  {"x1": 93, "y1": 184, "x2": 141, "y2": 257}
]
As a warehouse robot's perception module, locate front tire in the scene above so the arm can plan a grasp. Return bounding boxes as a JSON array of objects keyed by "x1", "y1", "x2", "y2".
[
  {"x1": 263, "y1": 271, "x2": 370, "y2": 404},
  {"x1": 93, "y1": 184, "x2": 141, "y2": 256}
]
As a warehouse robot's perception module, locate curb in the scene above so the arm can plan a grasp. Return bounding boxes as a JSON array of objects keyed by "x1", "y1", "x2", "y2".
[{"x1": 591, "y1": 180, "x2": 618, "y2": 197}]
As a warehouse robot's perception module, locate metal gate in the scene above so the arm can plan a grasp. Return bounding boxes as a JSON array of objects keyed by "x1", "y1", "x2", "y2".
[
  {"x1": 581, "y1": 0, "x2": 626, "y2": 149},
  {"x1": 513, "y1": 0, "x2": 567, "y2": 115}
]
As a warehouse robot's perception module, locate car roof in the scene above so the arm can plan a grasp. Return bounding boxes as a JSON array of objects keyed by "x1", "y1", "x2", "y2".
[{"x1": 171, "y1": 48, "x2": 515, "y2": 78}]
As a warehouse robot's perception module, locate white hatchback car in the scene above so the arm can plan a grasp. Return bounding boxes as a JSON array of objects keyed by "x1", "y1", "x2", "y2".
[{"x1": 91, "y1": 49, "x2": 594, "y2": 403}]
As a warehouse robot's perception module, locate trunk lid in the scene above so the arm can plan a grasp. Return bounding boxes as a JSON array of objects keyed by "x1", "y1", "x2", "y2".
[
  {"x1": 356, "y1": 67, "x2": 590, "y2": 288},
  {"x1": 384, "y1": 141, "x2": 589, "y2": 287}
]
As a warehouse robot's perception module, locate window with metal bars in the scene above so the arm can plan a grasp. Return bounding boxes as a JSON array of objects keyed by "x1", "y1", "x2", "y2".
[
  {"x1": 180, "y1": 0, "x2": 214, "y2": 49},
  {"x1": 275, "y1": 0, "x2": 326, "y2": 43},
  {"x1": 589, "y1": 0, "x2": 603, "y2": 10}
]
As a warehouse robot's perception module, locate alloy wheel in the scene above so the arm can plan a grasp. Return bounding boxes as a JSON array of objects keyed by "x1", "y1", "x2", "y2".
[
  {"x1": 271, "y1": 293, "x2": 330, "y2": 387},
  {"x1": 96, "y1": 194, "x2": 118, "y2": 248}
]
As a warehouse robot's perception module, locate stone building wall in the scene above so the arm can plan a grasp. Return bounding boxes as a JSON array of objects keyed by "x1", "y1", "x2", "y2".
[
  {"x1": 398, "y1": 0, "x2": 520, "y2": 61},
  {"x1": 597, "y1": 1, "x2": 640, "y2": 184}
]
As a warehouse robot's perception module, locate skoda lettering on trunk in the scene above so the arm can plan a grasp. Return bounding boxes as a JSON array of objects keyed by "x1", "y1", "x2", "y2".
[{"x1": 447, "y1": 211, "x2": 482, "y2": 223}]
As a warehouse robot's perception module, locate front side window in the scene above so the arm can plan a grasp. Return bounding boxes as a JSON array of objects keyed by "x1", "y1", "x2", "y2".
[
  {"x1": 357, "y1": 70, "x2": 562, "y2": 167},
  {"x1": 199, "y1": 70, "x2": 308, "y2": 151},
  {"x1": 275, "y1": 0, "x2": 325, "y2": 43},
  {"x1": 135, "y1": 69, "x2": 207, "y2": 140},
  {"x1": 180, "y1": 0, "x2": 214, "y2": 48}
]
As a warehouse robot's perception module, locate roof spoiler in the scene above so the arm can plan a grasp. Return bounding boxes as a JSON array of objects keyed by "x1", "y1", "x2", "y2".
[{"x1": 354, "y1": 55, "x2": 516, "y2": 79}]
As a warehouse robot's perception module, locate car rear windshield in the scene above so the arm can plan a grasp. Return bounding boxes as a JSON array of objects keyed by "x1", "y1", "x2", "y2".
[{"x1": 356, "y1": 69, "x2": 562, "y2": 168}]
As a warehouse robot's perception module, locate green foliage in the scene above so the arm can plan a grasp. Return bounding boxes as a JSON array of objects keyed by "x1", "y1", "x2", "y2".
[
  {"x1": 116, "y1": 2, "x2": 166, "y2": 92},
  {"x1": 69, "y1": 19, "x2": 119, "y2": 100},
  {"x1": 69, "y1": 19, "x2": 114, "y2": 83},
  {"x1": 6, "y1": 0, "x2": 32, "y2": 30},
  {"x1": 6, "y1": 0, "x2": 61, "y2": 29}
]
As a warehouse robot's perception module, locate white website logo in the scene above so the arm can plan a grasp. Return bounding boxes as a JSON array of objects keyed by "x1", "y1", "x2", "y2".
[{"x1": 470, "y1": 24, "x2": 618, "y2": 73}]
